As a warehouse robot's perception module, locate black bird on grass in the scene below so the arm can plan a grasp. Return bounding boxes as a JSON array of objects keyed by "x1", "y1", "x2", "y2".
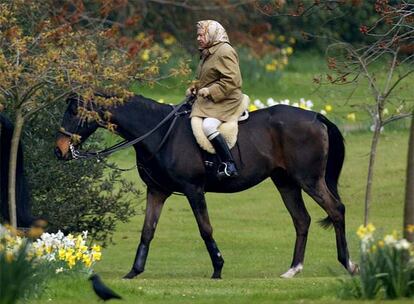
[{"x1": 89, "y1": 274, "x2": 122, "y2": 301}]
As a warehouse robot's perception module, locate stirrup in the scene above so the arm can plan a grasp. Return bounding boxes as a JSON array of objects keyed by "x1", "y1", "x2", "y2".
[{"x1": 217, "y1": 162, "x2": 238, "y2": 178}]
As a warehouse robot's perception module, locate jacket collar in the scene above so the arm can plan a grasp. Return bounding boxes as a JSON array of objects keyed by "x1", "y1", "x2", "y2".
[{"x1": 207, "y1": 42, "x2": 227, "y2": 55}]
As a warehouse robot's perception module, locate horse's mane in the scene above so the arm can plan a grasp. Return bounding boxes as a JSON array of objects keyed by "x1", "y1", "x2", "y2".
[
  {"x1": 128, "y1": 94, "x2": 172, "y2": 115},
  {"x1": 67, "y1": 92, "x2": 173, "y2": 116}
]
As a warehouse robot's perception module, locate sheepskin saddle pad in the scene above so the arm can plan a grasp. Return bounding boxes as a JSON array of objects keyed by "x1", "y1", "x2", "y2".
[{"x1": 191, "y1": 94, "x2": 250, "y2": 154}]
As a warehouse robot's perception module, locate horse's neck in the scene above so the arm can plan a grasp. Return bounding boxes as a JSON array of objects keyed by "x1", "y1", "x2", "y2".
[{"x1": 110, "y1": 96, "x2": 171, "y2": 153}]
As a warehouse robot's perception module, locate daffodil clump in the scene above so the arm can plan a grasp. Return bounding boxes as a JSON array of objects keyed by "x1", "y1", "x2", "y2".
[
  {"x1": 1, "y1": 224, "x2": 49, "y2": 303},
  {"x1": 0, "y1": 224, "x2": 25, "y2": 263},
  {"x1": 0, "y1": 224, "x2": 102, "y2": 275},
  {"x1": 347, "y1": 223, "x2": 414, "y2": 299},
  {"x1": 30, "y1": 230, "x2": 102, "y2": 274}
]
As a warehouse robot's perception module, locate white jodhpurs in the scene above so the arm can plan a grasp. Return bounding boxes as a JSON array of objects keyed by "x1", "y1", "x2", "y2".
[{"x1": 202, "y1": 117, "x2": 222, "y2": 140}]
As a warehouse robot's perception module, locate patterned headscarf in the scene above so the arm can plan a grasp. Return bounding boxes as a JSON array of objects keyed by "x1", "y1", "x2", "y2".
[{"x1": 196, "y1": 20, "x2": 229, "y2": 50}]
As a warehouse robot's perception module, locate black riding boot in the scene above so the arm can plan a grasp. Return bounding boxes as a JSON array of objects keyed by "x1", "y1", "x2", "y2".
[{"x1": 210, "y1": 134, "x2": 239, "y2": 179}]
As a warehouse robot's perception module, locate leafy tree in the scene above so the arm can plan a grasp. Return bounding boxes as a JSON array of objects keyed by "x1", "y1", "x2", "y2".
[
  {"x1": 319, "y1": 1, "x2": 414, "y2": 225},
  {"x1": 0, "y1": 0, "x2": 188, "y2": 227}
]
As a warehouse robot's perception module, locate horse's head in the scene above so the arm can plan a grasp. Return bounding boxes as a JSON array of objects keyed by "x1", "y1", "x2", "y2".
[{"x1": 55, "y1": 94, "x2": 101, "y2": 160}]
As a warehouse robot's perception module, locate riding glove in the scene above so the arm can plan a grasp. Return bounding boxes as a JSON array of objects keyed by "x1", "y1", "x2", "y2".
[{"x1": 198, "y1": 87, "x2": 210, "y2": 98}]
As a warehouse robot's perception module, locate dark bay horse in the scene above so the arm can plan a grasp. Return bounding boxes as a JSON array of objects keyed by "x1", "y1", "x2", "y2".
[{"x1": 55, "y1": 94, "x2": 357, "y2": 279}]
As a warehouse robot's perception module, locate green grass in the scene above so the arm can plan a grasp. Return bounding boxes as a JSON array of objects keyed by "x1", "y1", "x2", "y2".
[{"x1": 30, "y1": 129, "x2": 411, "y2": 303}]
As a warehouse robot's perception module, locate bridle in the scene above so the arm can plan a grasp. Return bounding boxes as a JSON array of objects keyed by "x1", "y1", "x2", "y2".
[{"x1": 59, "y1": 95, "x2": 194, "y2": 161}]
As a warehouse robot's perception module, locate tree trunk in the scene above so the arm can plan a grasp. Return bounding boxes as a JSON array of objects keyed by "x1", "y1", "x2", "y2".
[
  {"x1": 8, "y1": 109, "x2": 24, "y2": 228},
  {"x1": 364, "y1": 120, "x2": 382, "y2": 226},
  {"x1": 403, "y1": 112, "x2": 414, "y2": 242}
]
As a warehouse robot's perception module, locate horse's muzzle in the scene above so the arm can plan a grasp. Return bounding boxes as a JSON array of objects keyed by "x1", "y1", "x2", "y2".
[
  {"x1": 54, "y1": 146, "x2": 70, "y2": 160},
  {"x1": 55, "y1": 135, "x2": 72, "y2": 160}
]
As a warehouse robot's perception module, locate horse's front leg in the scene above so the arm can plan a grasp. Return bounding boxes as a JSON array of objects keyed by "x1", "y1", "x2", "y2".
[
  {"x1": 123, "y1": 188, "x2": 170, "y2": 279},
  {"x1": 185, "y1": 185, "x2": 224, "y2": 279}
]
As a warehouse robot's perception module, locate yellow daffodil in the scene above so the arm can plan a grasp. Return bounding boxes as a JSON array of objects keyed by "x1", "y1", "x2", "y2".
[
  {"x1": 357, "y1": 225, "x2": 368, "y2": 239},
  {"x1": 92, "y1": 251, "x2": 102, "y2": 261},
  {"x1": 163, "y1": 34, "x2": 176, "y2": 46},
  {"x1": 67, "y1": 255, "x2": 76, "y2": 268},
  {"x1": 58, "y1": 248, "x2": 66, "y2": 260},
  {"x1": 76, "y1": 251, "x2": 83, "y2": 260},
  {"x1": 84, "y1": 257, "x2": 93, "y2": 268},
  {"x1": 347, "y1": 113, "x2": 356, "y2": 122},
  {"x1": 92, "y1": 244, "x2": 101, "y2": 252},
  {"x1": 265, "y1": 63, "x2": 276, "y2": 72},
  {"x1": 366, "y1": 223, "x2": 376, "y2": 233},
  {"x1": 248, "y1": 104, "x2": 258, "y2": 112},
  {"x1": 286, "y1": 47, "x2": 293, "y2": 56},
  {"x1": 325, "y1": 105, "x2": 333, "y2": 112}
]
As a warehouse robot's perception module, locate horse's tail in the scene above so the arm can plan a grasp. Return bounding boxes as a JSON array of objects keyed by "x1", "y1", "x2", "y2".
[{"x1": 316, "y1": 114, "x2": 345, "y2": 229}]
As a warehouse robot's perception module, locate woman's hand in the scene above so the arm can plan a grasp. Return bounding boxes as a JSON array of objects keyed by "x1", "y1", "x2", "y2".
[
  {"x1": 185, "y1": 86, "x2": 196, "y2": 97},
  {"x1": 198, "y1": 87, "x2": 210, "y2": 98}
]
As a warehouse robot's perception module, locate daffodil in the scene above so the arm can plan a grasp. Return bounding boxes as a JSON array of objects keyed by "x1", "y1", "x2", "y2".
[
  {"x1": 347, "y1": 113, "x2": 356, "y2": 122},
  {"x1": 248, "y1": 104, "x2": 258, "y2": 112},
  {"x1": 92, "y1": 244, "x2": 101, "y2": 252},
  {"x1": 265, "y1": 63, "x2": 276, "y2": 72},
  {"x1": 325, "y1": 105, "x2": 333, "y2": 112}
]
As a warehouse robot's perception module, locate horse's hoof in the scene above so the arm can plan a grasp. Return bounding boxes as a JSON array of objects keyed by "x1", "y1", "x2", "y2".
[
  {"x1": 211, "y1": 272, "x2": 222, "y2": 279},
  {"x1": 280, "y1": 264, "x2": 303, "y2": 279},
  {"x1": 123, "y1": 269, "x2": 141, "y2": 279},
  {"x1": 348, "y1": 262, "x2": 359, "y2": 276}
]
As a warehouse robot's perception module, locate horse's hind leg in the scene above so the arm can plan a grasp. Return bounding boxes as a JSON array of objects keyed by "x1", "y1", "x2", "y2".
[
  {"x1": 301, "y1": 177, "x2": 357, "y2": 275},
  {"x1": 124, "y1": 188, "x2": 170, "y2": 279},
  {"x1": 271, "y1": 170, "x2": 311, "y2": 278},
  {"x1": 185, "y1": 185, "x2": 224, "y2": 279}
]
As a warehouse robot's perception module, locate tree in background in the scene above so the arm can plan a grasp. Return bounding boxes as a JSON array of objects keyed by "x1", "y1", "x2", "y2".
[
  {"x1": 316, "y1": 1, "x2": 414, "y2": 226},
  {"x1": 250, "y1": 0, "x2": 413, "y2": 232},
  {"x1": 0, "y1": 0, "x2": 189, "y2": 227},
  {"x1": 404, "y1": 109, "x2": 414, "y2": 242}
]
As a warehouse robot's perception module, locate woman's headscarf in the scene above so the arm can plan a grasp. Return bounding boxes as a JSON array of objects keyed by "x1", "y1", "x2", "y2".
[{"x1": 196, "y1": 20, "x2": 229, "y2": 50}]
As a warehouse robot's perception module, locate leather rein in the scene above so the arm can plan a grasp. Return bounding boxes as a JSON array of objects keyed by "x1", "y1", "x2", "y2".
[{"x1": 59, "y1": 96, "x2": 194, "y2": 161}]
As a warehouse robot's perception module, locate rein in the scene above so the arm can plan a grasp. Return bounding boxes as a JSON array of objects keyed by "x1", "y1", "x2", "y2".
[{"x1": 61, "y1": 96, "x2": 194, "y2": 161}]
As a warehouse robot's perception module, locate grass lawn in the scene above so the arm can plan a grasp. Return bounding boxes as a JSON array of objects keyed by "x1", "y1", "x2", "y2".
[
  {"x1": 31, "y1": 52, "x2": 413, "y2": 303},
  {"x1": 31, "y1": 129, "x2": 411, "y2": 303}
]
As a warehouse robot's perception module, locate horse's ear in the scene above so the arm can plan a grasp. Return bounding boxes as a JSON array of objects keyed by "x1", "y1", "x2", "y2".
[{"x1": 66, "y1": 93, "x2": 81, "y2": 104}]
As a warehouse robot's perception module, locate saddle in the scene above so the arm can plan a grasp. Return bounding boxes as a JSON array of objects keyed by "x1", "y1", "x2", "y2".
[{"x1": 191, "y1": 94, "x2": 250, "y2": 154}]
